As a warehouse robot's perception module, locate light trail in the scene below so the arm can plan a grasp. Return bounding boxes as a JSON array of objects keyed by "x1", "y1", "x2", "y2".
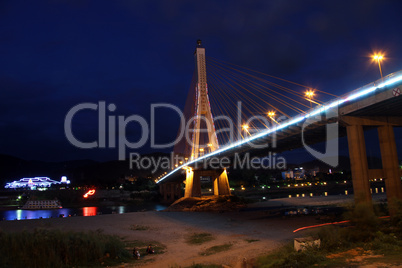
[{"x1": 293, "y1": 216, "x2": 390, "y2": 233}]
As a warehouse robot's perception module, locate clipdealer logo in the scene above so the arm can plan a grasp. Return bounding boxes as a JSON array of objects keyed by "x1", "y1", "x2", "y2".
[{"x1": 64, "y1": 100, "x2": 339, "y2": 171}]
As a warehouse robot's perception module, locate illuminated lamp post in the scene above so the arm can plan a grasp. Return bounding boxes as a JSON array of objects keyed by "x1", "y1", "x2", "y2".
[
  {"x1": 372, "y1": 53, "x2": 384, "y2": 79},
  {"x1": 242, "y1": 124, "x2": 250, "y2": 138},
  {"x1": 305, "y1": 90, "x2": 315, "y2": 108},
  {"x1": 267, "y1": 111, "x2": 278, "y2": 124}
]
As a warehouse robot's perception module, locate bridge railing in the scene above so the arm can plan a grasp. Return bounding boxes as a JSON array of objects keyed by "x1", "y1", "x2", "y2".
[{"x1": 301, "y1": 69, "x2": 402, "y2": 117}]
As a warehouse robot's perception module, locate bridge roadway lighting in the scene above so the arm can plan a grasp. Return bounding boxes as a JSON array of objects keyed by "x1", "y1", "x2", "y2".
[
  {"x1": 242, "y1": 124, "x2": 251, "y2": 137},
  {"x1": 157, "y1": 71, "x2": 402, "y2": 185},
  {"x1": 372, "y1": 54, "x2": 384, "y2": 79},
  {"x1": 305, "y1": 90, "x2": 315, "y2": 108},
  {"x1": 206, "y1": 143, "x2": 213, "y2": 153},
  {"x1": 267, "y1": 111, "x2": 279, "y2": 124}
]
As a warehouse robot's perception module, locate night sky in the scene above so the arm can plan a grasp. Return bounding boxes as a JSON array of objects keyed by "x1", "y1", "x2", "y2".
[{"x1": 1, "y1": 0, "x2": 402, "y2": 162}]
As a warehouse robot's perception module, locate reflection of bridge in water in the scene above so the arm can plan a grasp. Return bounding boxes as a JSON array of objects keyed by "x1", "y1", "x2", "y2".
[{"x1": 158, "y1": 41, "x2": 402, "y2": 213}]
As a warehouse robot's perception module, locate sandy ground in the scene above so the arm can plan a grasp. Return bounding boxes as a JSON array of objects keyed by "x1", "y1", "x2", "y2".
[{"x1": 0, "y1": 194, "x2": 387, "y2": 267}]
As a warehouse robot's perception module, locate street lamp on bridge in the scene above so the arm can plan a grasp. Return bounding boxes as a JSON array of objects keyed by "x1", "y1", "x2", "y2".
[
  {"x1": 305, "y1": 90, "x2": 315, "y2": 108},
  {"x1": 372, "y1": 53, "x2": 384, "y2": 79},
  {"x1": 242, "y1": 124, "x2": 250, "y2": 138},
  {"x1": 267, "y1": 111, "x2": 279, "y2": 124}
]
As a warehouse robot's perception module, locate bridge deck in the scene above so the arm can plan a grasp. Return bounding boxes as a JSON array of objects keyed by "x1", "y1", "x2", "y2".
[{"x1": 158, "y1": 70, "x2": 402, "y2": 184}]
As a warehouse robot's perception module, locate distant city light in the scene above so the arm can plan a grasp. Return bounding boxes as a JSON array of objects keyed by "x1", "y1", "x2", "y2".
[
  {"x1": 5, "y1": 176, "x2": 70, "y2": 190},
  {"x1": 83, "y1": 189, "x2": 96, "y2": 198}
]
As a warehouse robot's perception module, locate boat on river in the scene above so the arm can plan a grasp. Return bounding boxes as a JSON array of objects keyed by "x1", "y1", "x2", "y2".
[{"x1": 22, "y1": 200, "x2": 62, "y2": 209}]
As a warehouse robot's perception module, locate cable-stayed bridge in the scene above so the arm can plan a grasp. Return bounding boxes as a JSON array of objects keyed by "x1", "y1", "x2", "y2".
[{"x1": 157, "y1": 40, "x2": 402, "y2": 212}]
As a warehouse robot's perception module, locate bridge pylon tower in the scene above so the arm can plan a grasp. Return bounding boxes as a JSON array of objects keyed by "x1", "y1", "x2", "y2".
[
  {"x1": 184, "y1": 40, "x2": 231, "y2": 198},
  {"x1": 191, "y1": 39, "x2": 219, "y2": 159}
]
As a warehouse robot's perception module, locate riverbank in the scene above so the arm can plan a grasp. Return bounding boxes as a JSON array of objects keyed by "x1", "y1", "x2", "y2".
[{"x1": 0, "y1": 194, "x2": 389, "y2": 267}]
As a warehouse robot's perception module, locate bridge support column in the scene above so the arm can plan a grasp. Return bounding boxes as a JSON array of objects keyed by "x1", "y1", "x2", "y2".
[
  {"x1": 346, "y1": 124, "x2": 372, "y2": 205},
  {"x1": 160, "y1": 182, "x2": 182, "y2": 202},
  {"x1": 378, "y1": 124, "x2": 402, "y2": 214},
  {"x1": 213, "y1": 169, "x2": 231, "y2": 196},
  {"x1": 184, "y1": 168, "x2": 231, "y2": 198},
  {"x1": 184, "y1": 168, "x2": 201, "y2": 198}
]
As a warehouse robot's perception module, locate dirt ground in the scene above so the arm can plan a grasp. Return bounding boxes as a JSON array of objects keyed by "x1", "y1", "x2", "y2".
[{"x1": 0, "y1": 194, "x2": 389, "y2": 267}]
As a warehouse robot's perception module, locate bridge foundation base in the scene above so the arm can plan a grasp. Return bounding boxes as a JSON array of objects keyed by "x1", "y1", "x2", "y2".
[
  {"x1": 160, "y1": 182, "x2": 182, "y2": 202},
  {"x1": 184, "y1": 169, "x2": 231, "y2": 198}
]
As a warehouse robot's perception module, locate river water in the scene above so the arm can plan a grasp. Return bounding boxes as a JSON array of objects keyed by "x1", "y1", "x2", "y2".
[
  {"x1": 0, "y1": 186, "x2": 386, "y2": 221},
  {"x1": 0, "y1": 203, "x2": 167, "y2": 221}
]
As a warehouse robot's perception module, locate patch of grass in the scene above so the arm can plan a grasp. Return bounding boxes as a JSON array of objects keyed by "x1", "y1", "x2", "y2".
[
  {"x1": 0, "y1": 229, "x2": 131, "y2": 268},
  {"x1": 186, "y1": 232, "x2": 215, "y2": 245},
  {"x1": 124, "y1": 240, "x2": 166, "y2": 255},
  {"x1": 199, "y1": 243, "x2": 233, "y2": 256},
  {"x1": 256, "y1": 242, "x2": 328, "y2": 268},
  {"x1": 245, "y1": 239, "x2": 260, "y2": 243},
  {"x1": 130, "y1": 224, "x2": 150, "y2": 231}
]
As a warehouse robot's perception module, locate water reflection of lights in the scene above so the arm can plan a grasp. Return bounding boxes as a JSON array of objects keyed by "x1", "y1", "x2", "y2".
[
  {"x1": 0, "y1": 204, "x2": 168, "y2": 221},
  {"x1": 118, "y1": 206, "x2": 125, "y2": 214},
  {"x1": 83, "y1": 207, "x2": 97, "y2": 216},
  {"x1": 16, "y1": 209, "x2": 22, "y2": 220}
]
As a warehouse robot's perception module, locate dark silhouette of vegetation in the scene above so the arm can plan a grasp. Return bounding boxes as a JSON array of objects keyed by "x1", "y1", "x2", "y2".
[
  {"x1": 0, "y1": 229, "x2": 130, "y2": 267},
  {"x1": 256, "y1": 203, "x2": 402, "y2": 267}
]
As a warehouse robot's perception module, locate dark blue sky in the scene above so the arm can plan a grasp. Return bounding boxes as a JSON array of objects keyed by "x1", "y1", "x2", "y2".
[{"x1": 1, "y1": 0, "x2": 402, "y2": 162}]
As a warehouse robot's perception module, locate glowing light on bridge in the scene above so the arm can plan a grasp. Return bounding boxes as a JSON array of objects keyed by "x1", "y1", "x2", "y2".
[
  {"x1": 305, "y1": 90, "x2": 315, "y2": 107},
  {"x1": 242, "y1": 124, "x2": 251, "y2": 137},
  {"x1": 157, "y1": 70, "x2": 402, "y2": 184},
  {"x1": 267, "y1": 111, "x2": 279, "y2": 124},
  {"x1": 305, "y1": 90, "x2": 315, "y2": 98},
  {"x1": 372, "y1": 53, "x2": 385, "y2": 79}
]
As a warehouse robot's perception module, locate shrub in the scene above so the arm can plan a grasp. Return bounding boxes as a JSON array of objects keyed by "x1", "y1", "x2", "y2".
[
  {"x1": 186, "y1": 232, "x2": 215, "y2": 245},
  {"x1": 199, "y1": 243, "x2": 232, "y2": 256}
]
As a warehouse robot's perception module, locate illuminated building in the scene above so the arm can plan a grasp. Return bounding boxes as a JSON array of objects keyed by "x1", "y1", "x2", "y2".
[{"x1": 5, "y1": 176, "x2": 70, "y2": 190}]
